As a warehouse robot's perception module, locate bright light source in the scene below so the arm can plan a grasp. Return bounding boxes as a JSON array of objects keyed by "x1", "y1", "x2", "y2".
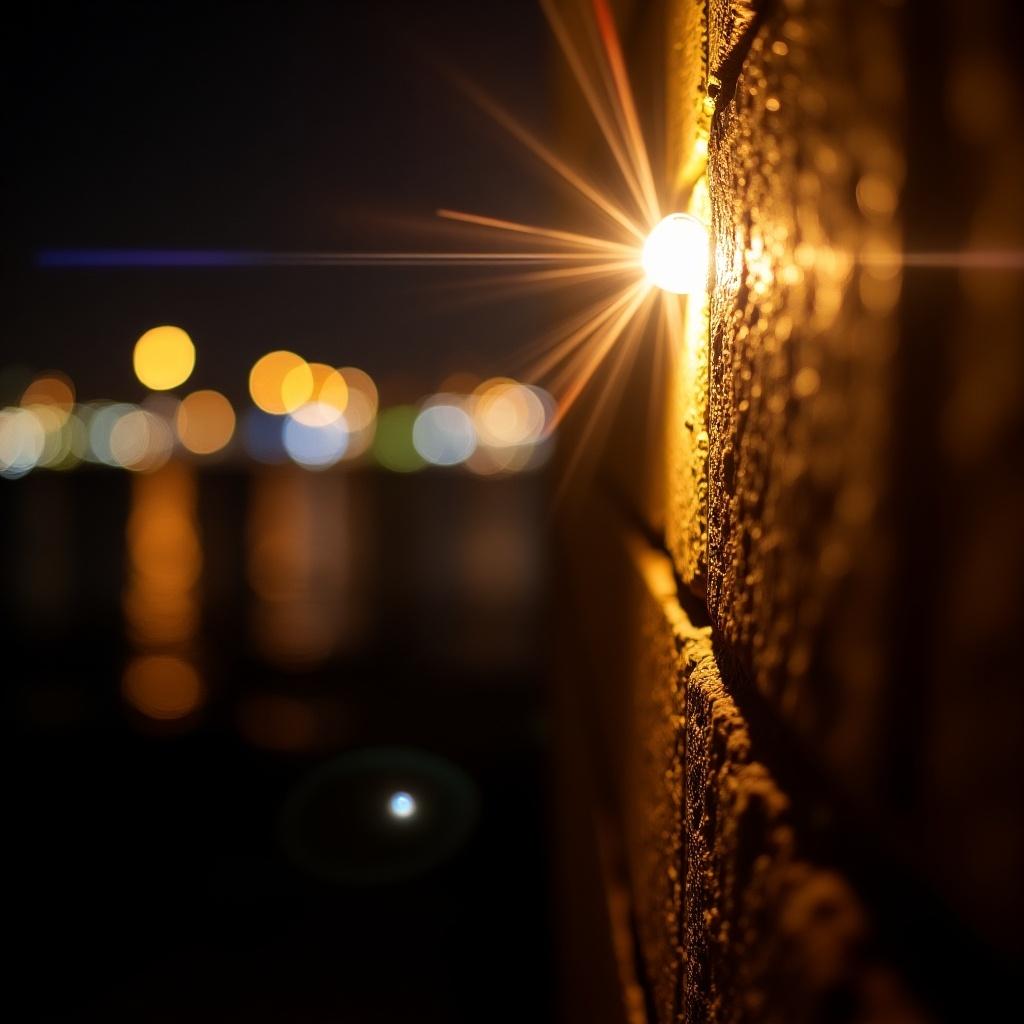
[
  {"x1": 641, "y1": 213, "x2": 709, "y2": 295},
  {"x1": 388, "y1": 791, "x2": 416, "y2": 819}
]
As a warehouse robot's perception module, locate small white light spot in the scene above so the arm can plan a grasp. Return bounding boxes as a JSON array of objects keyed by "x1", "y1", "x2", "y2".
[{"x1": 388, "y1": 790, "x2": 416, "y2": 819}]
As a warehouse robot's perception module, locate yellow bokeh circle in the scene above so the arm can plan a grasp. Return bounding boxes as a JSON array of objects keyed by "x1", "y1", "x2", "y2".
[
  {"x1": 133, "y1": 325, "x2": 196, "y2": 391},
  {"x1": 250, "y1": 351, "x2": 312, "y2": 414}
]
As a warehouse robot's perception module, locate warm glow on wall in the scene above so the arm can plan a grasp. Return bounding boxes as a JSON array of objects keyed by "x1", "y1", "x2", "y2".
[{"x1": 133, "y1": 325, "x2": 196, "y2": 391}]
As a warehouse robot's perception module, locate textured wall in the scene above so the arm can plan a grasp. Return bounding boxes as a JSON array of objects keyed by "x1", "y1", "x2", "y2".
[
  {"x1": 559, "y1": 0, "x2": 1022, "y2": 1020},
  {"x1": 697, "y1": 0, "x2": 1022, "y2": 960},
  {"x1": 623, "y1": 539, "x2": 928, "y2": 1024}
]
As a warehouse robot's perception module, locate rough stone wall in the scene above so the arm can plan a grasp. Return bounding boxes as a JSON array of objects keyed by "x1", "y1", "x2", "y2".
[
  {"x1": 706, "y1": 0, "x2": 900, "y2": 784},
  {"x1": 560, "y1": 0, "x2": 1023, "y2": 1020},
  {"x1": 621, "y1": 539, "x2": 931, "y2": 1024},
  {"x1": 698, "y1": 0, "x2": 1022, "y2": 963}
]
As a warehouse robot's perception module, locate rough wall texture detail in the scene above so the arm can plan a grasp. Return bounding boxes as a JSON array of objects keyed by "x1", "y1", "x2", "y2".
[
  {"x1": 625, "y1": 540, "x2": 926, "y2": 1024},
  {"x1": 706, "y1": 0, "x2": 901, "y2": 793},
  {"x1": 560, "y1": 0, "x2": 1022, "y2": 1018}
]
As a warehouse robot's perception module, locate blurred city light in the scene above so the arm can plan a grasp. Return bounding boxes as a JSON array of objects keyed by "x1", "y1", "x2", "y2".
[
  {"x1": 0, "y1": 359, "x2": 549, "y2": 477},
  {"x1": 0, "y1": 406, "x2": 45, "y2": 478},
  {"x1": 132, "y1": 325, "x2": 196, "y2": 391},
  {"x1": 338, "y1": 367, "x2": 378, "y2": 427},
  {"x1": 176, "y1": 389, "x2": 236, "y2": 455},
  {"x1": 283, "y1": 410, "x2": 349, "y2": 468},
  {"x1": 413, "y1": 401, "x2": 477, "y2": 466},
  {"x1": 373, "y1": 405, "x2": 425, "y2": 472},
  {"x1": 122, "y1": 653, "x2": 204, "y2": 720},
  {"x1": 109, "y1": 407, "x2": 174, "y2": 472},
  {"x1": 242, "y1": 408, "x2": 288, "y2": 464},
  {"x1": 249, "y1": 350, "x2": 312, "y2": 415},
  {"x1": 291, "y1": 364, "x2": 349, "y2": 426},
  {"x1": 87, "y1": 402, "x2": 135, "y2": 465},
  {"x1": 21, "y1": 372, "x2": 75, "y2": 423},
  {"x1": 472, "y1": 379, "x2": 547, "y2": 447}
]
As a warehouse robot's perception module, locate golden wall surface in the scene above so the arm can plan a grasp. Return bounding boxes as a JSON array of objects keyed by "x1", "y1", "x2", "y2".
[{"x1": 559, "y1": 0, "x2": 1023, "y2": 1020}]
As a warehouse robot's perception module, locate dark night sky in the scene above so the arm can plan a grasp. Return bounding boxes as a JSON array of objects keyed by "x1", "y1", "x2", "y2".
[{"x1": 1, "y1": 0, "x2": 566, "y2": 404}]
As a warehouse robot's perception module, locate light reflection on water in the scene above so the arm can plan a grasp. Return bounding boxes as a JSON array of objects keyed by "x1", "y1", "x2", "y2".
[
  {"x1": 3, "y1": 462, "x2": 548, "y2": 740},
  {"x1": 247, "y1": 465, "x2": 367, "y2": 670},
  {"x1": 122, "y1": 461, "x2": 204, "y2": 720}
]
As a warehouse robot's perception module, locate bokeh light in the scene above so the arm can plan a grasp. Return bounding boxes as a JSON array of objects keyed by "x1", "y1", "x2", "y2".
[
  {"x1": 87, "y1": 402, "x2": 135, "y2": 465},
  {"x1": 291, "y1": 364, "x2": 348, "y2": 426},
  {"x1": 122, "y1": 654, "x2": 204, "y2": 720},
  {"x1": 242, "y1": 408, "x2": 288, "y2": 464},
  {"x1": 109, "y1": 407, "x2": 174, "y2": 472},
  {"x1": 176, "y1": 389, "x2": 236, "y2": 455},
  {"x1": 413, "y1": 402, "x2": 477, "y2": 466},
  {"x1": 472, "y1": 379, "x2": 547, "y2": 447},
  {"x1": 373, "y1": 405, "x2": 425, "y2": 473},
  {"x1": 283, "y1": 411, "x2": 349, "y2": 469},
  {"x1": 250, "y1": 350, "x2": 311, "y2": 415},
  {"x1": 38, "y1": 409, "x2": 88, "y2": 470},
  {"x1": 338, "y1": 367, "x2": 378, "y2": 430},
  {"x1": 0, "y1": 406, "x2": 46, "y2": 479},
  {"x1": 21, "y1": 372, "x2": 75, "y2": 424},
  {"x1": 132, "y1": 325, "x2": 196, "y2": 391}
]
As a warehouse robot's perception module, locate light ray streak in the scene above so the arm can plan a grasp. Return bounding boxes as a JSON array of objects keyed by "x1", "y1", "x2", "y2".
[
  {"x1": 858, "y1": 250, "x2": 1024, "y2": 269},
  {"x1": 525, "y1": 280, "x2": 648, "y2": 382},
  {"x1": 539, "y1": 0, "x2": 649, "y2": 221},
  {"x1": 35, "y1": 249, "x2": 628, "y2": 269},
  {"x1": 446, "y1": 71, "x2": 647, "y2": 242},
  {"x1": 550, "y1": 281, "x2": 653, "y2": 426},
  {"x1": 427, "y1": 261, "x2": 640, "y2": 313},
  {"x1": 437, "y1": 207, "x2": 636, "y2": 253},
  {"x1": 396, "y1": 261, "x2": 639, "y2": 320},
  {"x1": 521, "y1": 282, "x2": 644, "y2": 379},
  {"x1": 590, "y1": 0, "x2": 661, "y2": 225},
  {"x1": 646, "y1": 296, "x2": 669, "y2": 451},
  {"x1": 554, "y1": 287, "x2": 657, "y2": 499}
]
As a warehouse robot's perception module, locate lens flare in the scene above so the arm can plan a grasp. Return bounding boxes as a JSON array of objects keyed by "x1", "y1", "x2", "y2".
[
  {"x1": 641, "y1": 213, "x2": 709, "y2": 295},
  {"x1": 388, "y1": 791, "x2": 417, "y2": 819}
]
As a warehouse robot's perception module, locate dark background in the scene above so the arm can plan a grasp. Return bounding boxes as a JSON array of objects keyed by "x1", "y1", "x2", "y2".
[
  {"x1": 2, "y1": 0, "x2": 561, "y2": 401},
  {"x1": 3, "y1": 2, "x2": 562, "y2": 1020}
]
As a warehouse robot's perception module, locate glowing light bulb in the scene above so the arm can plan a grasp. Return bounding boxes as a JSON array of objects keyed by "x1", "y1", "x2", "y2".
[
  {"x1": 388, "y1": 791, "x2": 416, "y2": 819},
  {"x1": 641, "y1": 213, "x2": 709, "y2": 295}
]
